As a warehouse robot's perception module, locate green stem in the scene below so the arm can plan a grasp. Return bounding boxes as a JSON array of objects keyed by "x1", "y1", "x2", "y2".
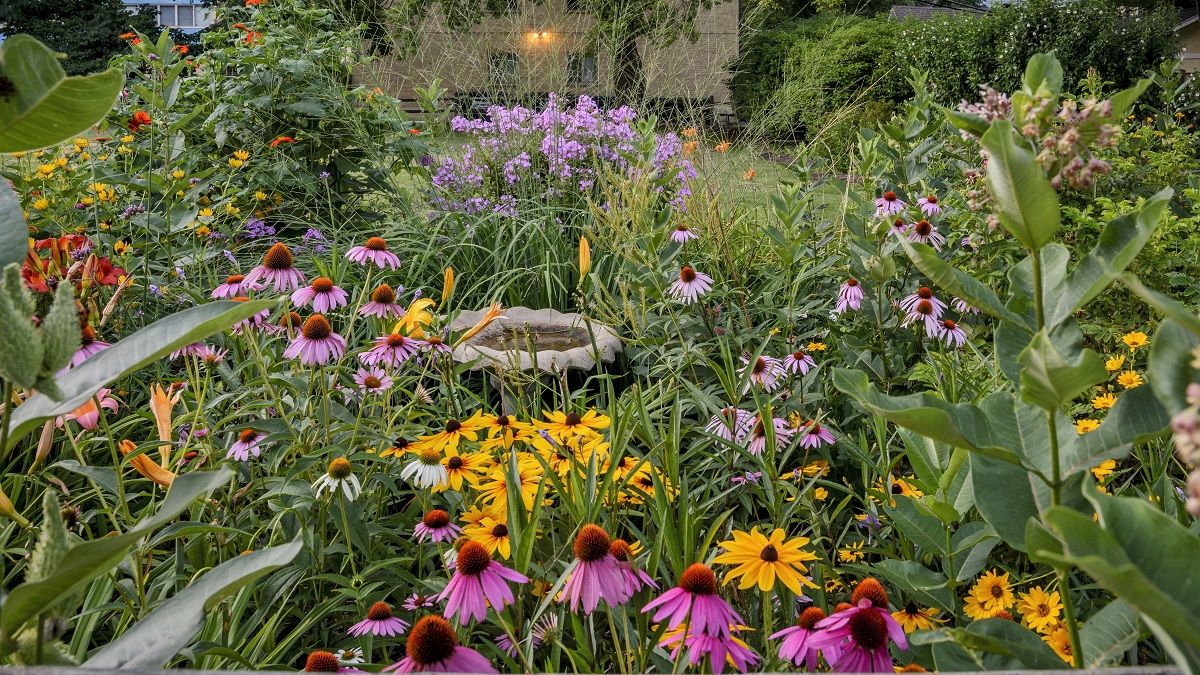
[{"x1": 1057, "y1": 567, "x2": 1084, "y2": 668}]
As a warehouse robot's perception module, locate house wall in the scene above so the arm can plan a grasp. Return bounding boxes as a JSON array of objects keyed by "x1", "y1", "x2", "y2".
[
  {"x1": 359, "y1": 0, "x2": 738, "y2": 108},
  {"x1": 1181, "y1": 22, "x2": 1200, "y2": 72}
]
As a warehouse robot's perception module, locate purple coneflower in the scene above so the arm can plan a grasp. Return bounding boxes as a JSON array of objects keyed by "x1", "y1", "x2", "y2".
[
  {"x1": 668, "y1": 266, "x2": 713, "y2": 304},
  {"x1": 244, "y1": 242, "x2": 306, "y2": 292},
  {"x1": 874, "y1": 191, "x2": 905, "y2": 217},
  {"x1": 807, "y1": 579, "x2": 907, "y2": 673},
  {"x1": 952, "y1": 297, "x2": 980, "y2": 315},
  {"x1": 199, "y1": 346, "x2": 229, "y2": 365},
  {"x1": 437, "y1": 541, "x2": 528, "y2": 624},
  {"x1": 798, "y1": 421, "x2": 835, "y2": 449},
  {"x1": 403, "y1": 593, "x2": 437, "y2": 611},
  {"x1": 782, "y1": 349, "x2": 816, "y2": 376},
  {"x1": 292, "y1": 277, "x2": 349, "y2": 312},
  {"x1": 834, "y1": 278, "x2": 863, "y2": 315},
  {"x1": 360, "y1": 284, "x2": 406, "y2": 318},
  {"x1": 746, "y1": 415, "x2": 796, "y2": 455},
  {"x1": 360, "y1": 333, "x2": 423, "y2": 368},
  {"x1": 937, "y1": 319, "x2": 967, "y2": 347},
  {"x1": 72, "y1": 326, "x2": 110, "y2": 366},
  {"x1": 740, "y1": 355, "x2": 782, "y2": 392},
  {"x1": 228, "y1": 428, "x2": 266, "y2": 461},
  {"x1": 891, "y1": 218, "x2": 908, "y2": 235},
  {"x1": 211, "y1": 273, "x2": 261, "y2": 298},
  {"x1": 382, "y1": 615, "x2": 496, "y2": 673},
  {"x1": 414, "y1": 509, "x2": 461, "y2": 543},
  {"x1": 643, "y1": 563, "x2": 743, "y2": 641},
  {"x1": 354, "y1": 366, "x2": 393, "y2": 394},
  {"x1": 349, "y1": 601, "x2": 409, "y2": 637},
  {"x1": 704, "y1": 407, "x2": 754, "y2": 442},
  {"x1": 169, "y1": 341, "x2": 208, "y2": 360},
  {"x1": 660, "y1": 625, "x2": 759, "y2": 675},
  {"x1": 283, "y1": 315, "x2": 346, "y2": 365},
  {"x1": 917, "y1": 194, "x2": 942, "y2": 216},
  {"x1": 899, "y1": 287, "x2": 946, "y2": 332},
  {"x1": 670, "y1": 223, "x2": 699, "y2": 243},
  {"x1": 610, "y1": 538, "x2": 657, "y2": 596},
  {"x1": 230, "y1": 296, "x2": 272, "y2": 333},
  {"x1": 772, "y1": 606, "x2": 834, "y2": 671},
  {"x1": 906, "y1": 220, "x2": 946, "y2": 251},
  {"x1": 560, "y1": 524, "x2": 632, "y2": 614},
  {"x1": 303, "y1": 650, "x2": 359, "y2": 673},
  {"x1": 346, "y1": 237, "x2": 401, "y2": 270},
  {"x1": 422, "y1": 335, "x2": 453, "y2": 356}
]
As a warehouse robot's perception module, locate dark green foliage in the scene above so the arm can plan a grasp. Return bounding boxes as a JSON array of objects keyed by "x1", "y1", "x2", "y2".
[{"x1": 0, "y1": 0, "x2": 158, "y2": 75}]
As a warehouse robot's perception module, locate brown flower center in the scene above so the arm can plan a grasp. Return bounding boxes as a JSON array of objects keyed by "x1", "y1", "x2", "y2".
[
  {"x1": 851, "y1": 577, "x2": 890, "y2": 608},
  {"x1": 678, "y1": 563, "x2": 718, "y2": 595},
  {"x1": 301, "y1": 314, "x2": 332, "y2": 340},
  {"x1": 759, "y1": 544, "x2": 779, "y2": 562},
  {"x1": 262, "y1": 242, "x2": 294, "y2": 270},
  {"x1": 916, "y1": 286, "x2": 933, "y2": 299},
  {"x1": 279, "y1": 311, "x2": 302, "y2": 329},
  {"x1": 81, "y1": 325, "x2": 97, "y2": 344},
  {"x1": 847, "y1": 277, "x2": 858, "y2": 287},
  {"x1": 304, "y1": 651, "x2": 341, "y2": 672},
  {"x1": 363, "y1": 375, "x2": 382, "y2": 388},
  {"x1": 753, "y1": 357, "x2": 767, "y2": 374},
  {"x1": 226, "y1": 274, "x2": 244, "y2": 285},
  {"x1": 406, "y1": 615, "x2": 458, "y2": 666},
  {"x1": 991, "y1": 585, "x2": 1004, "y2": 599},
  {"x1": 238, "y1": 428, "x2": 257, "y2": 443},
  {"x1": 456, "y1": 541, "x2": 492, "y2": 576},
  {"x1": 312, "y1": 277, "x2": 334, "y2": 293},
  {"x1": 447, "y1": 456, "x2": 464, "y2": 469},
  {"x1": 680, "y1": 266, "x2": 697, "y2": 282},
  {"x1": 367, "y1": 601, "x2": 393, "y2": 621},
  {"x1": 883, "y1": 191, "x2": 897, "y2": 201},
  {"x1": 609, "y1": 538, "x2": 633, "y2": 561},
  {"x1": 386, "y1": 333, "x2": 406, "y2": 347},
  {"x1": 914, "y1": 220, "x2": 933, "y2": 236},
  {"x1": 848, "y1": 608, "x2": 889, "y2": 650},
  {"x1": 496, "y1": 415, "x2": 510, "y2": 427},
  {"x1": 423, "y1": 509, "x2": 450, "y2": 528},
  {"x1": 798, "y1": 606, "x2": 827, "y2": 630},
  {"x1": 925, "y1": 194, "x2": 938, "y2": 204},
  {"x1": 915, "y1": 299, "x2": 934, "y2": 316},
  {"x1": 393, "y1": 437, "x2": 410, "y2": 451},
  {"x1": 327, "y1": 457, "x2": 352, "y2": 479},
  {"x1": 792, "y1": 349, "x2": 806, "y2": 360},
  {"x1": 491, "y1": 523, "x2": 509, "y2": 538},
  {"x1": 365, "y1": 236, "x2": 389, "y2": 251},
  {"x1": 573, "y1": 524, "x2": 612, "y2": 562},
  {"x1": 565, "y1": 412, "x2": 582, "y2": 426},
  {"x1": 943, "y1": 319, "x2": 957, "y2": 330},
  {"x1": 445, "y1": 419, "x2": 461, "y2": 433},
  {"x1": 371, "y1": 284, "x2": 396, "y2": 304}
]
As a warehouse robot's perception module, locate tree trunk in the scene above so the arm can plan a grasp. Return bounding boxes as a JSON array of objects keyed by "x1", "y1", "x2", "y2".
[{"x1": 611, "y1": 31, "x2": 645, "y2": 106}]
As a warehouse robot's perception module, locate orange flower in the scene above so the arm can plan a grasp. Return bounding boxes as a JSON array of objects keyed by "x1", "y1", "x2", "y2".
[
  {"x1": 408, "y1": 128, "x2": 421, "y2": 136},
  {"x1": 269, "y1": 135, "x2": 296, "y2": 148},
  {"x1": 244, "y1": 31, "x2": 263, "y2": 44},
  {"x1": 232, "y1": 22, "x2": 247, "y2": 30},
  {"x1": 119, "y1": 32, "x2": 135, "y2": 40},
  {"x1": 743, "y1": 169, "x2": 757, "y2": 180},
  {"x1": 173, "y1": 45, "x2": 189, "y2": 54},
  {"x1": 246, "y1": 0, "x2": 264, "y2": 5},
  {"x1": 128, "y1": 110, "x2": 152, "y2": 132},
  {"x1": 149, "y1": 383, "x2": 184, "y2": 467},
  {"x1": 120, "y1": 440, "x2": 176, "y2": 488},
  {"x1": 454, "y1": 303, "x2": 505, "y2": 346},
  {"x1": 715, "y1": 141, "x2": 731, "y2": 152}
]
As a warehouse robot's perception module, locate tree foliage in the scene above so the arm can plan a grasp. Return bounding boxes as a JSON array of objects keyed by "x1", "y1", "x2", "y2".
[{"x1": 0, "y1": 0, "x2": 158, "y2": 75}]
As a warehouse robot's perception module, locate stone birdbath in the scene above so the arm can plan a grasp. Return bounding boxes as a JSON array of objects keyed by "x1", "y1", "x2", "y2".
[{"x1": 448, "y1": 306, "x2": 622, "y2": 413}]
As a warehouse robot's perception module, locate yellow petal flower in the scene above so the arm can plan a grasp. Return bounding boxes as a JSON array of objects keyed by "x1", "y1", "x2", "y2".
[
  {"x1": 578, "y1": 236, "x2": 591, "y2": 283},
  {"x1": 440, "y1": 267, "x2": 455, "y2": 308},
  {"x1": 393, "y1": 297, "x2": 437, "y2": 338}
]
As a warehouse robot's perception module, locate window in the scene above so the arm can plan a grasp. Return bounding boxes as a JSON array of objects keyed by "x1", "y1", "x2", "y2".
[
  {"x1": 149, "y1": 3, "x2": 207, "y2": 28},
  {"x1": 489, "y1": 52, "x2": 519, "y2": 87},
  {"x1": 568, "y1": 53, "x2": 598, "y2": 86},
  {"x1": 565, "y1": 0, "x2": 582, "y2": 11}
]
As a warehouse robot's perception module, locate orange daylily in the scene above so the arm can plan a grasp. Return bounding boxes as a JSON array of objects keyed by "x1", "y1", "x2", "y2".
[
  {"x1": 440, "y1": 267, "x2": 455, "y2": 307},
  {"x1": 120, "y1": 440, "x2": 176, "y2": 488},
  {"x1": 454, "y1": 303, "x2": 505, "y2": 347},
  {"x1": 149, "y1": 383, "x2": 184, "y2": 467}
]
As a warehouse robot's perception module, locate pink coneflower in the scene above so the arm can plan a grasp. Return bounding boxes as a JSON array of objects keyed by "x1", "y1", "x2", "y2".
[
  {"x1": 292, "y1": 277, "x2": 349, "y2": 312},
  {"x1": 704, "y1": 407, "x2": 754, "y2": 442},
  {"x1": 874, "y1": 191, "x2": 905, "y2": 217},
  {"x1": 354, "y1": 366, "x2": 393, "y2": 394},
  {"x1": 346, "y1": 236, "x2": 401, "y2": 270},
  {"x1": 422, "y1": 335, "x2": 452, "y2": 356},
  {"x1": 917, "y1": 194, "x2": 941, "y2": 216},
  {"x1": 414, "y1": 509, "x2": 461, "y2": 543},
  {"x1": 228, "y1": 428, "x2": 266, "y2": 461},
  {"x1": 560, "y1": 524, "x2": 632, "y2": 614},
  {"x1": 244, "y1": 242, "x2": 306, "y2": 292},
  {"x1": 230, "y1": 296, "x2": 272, "y2": 333},
  {"x1": 746, "y1": 415, "x2": 796, "y2": 455},
  {"x1": 610, "y1": 538, "x2": 657, "y2": 596},
  {"x1": 72, "y1": 325, "x2": 110, "y2": 366},
  {"x1": 668, "y1": 266, "x2": 713, "y2": 304},
  {"x1": 936, "y1": 319, "x2": 967, "y2": 347},
  {"x1": 952, "y1": 297, "x2": 980, "y2": 315},
  {"x1": 360, "y1": 284, "x2": 406, "y2": 319},
  {"x1": 898, "y1": 286, "x2": 946, "y2": 317},
  {"x1": 349, "y1": 601, "x2": 409, "y2": 637},
  {"x1": 782, "y1": 349, "x2": 816, "y2": 376},
  {"x1": 496, "y1": 629, "x2": 539, "y2": 659},
  {"x1": 899, "y1": 287, "x2": 946, "y2": 332},
  {"x1": 798, "y1": 421, "x2": 835, "y2": 449},
  {"x1": 772, "y1": 606, "x2": 834, "y2": 671},
  {"x1": 402, "y1": 593, "x2": 437, "y2": 611},
  {"x1": 740, "y1": 355, "x2": 782, "y2": 392},
  {"x1": 437, "y1": 541, "x2": 527, "y2": 623},
  {"x1": 891, "y1": 218, "x2": 909, "y2": 235},
  {"x1": 660, "y1": 625, "x2": 759, "y2": 675},
  {"x1": 906, "y1": 220, "x2": 946, "y2": 251},
  {"x1": 670, "y1": 223, "x2": 699, "y2": 243},
  {"x1": 212, "y1": 273, "x2": 261, "y2": 298},
  {"x1": 169, "y1": 342, "x2": 208, "y2": 360},
  {"x1": 383, "y1": 615, "x2": 496, "y2": 673},
  {"x1": 807, "y1": 579, "x2": 907, "y2": 673},
  {"x1": 304, "y1": 650, "x2": 360, "y2": 672},
  {"x1": 199, "y1": 345, "x2": 229, "y2": 365},
  {"x1": 360, "y1": 333, "x2": 423, "y2": 367},
  {"x1": 283, "y1": 315, "x2": 346, "y2": 365},
  {"x1": 643, "y1": 563, "x2": 743, "y2": 640},
  {"x1": 61, "y1": 388, "x2": 118, "y2": 430},
  {"x1": 834, "y1": 278, "x2": 863, "y2": 315}
]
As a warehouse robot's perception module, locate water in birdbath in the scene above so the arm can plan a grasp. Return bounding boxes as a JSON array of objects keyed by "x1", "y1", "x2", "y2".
[{"x1": 474, "y1": 326, "x2": 593, "y2": 353}]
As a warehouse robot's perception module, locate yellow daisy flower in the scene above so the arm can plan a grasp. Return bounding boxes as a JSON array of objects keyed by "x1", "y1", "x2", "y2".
[
  {"x1": 1074, "y1": 419, "x2": 1100, "y2": 434},
  {"x1": 436, "y1": 447, "x2": 489, "y2": 492},
  {"x1": 806, "y1": 342, "x2": 828, "y2": 352},
  {"x1": 1105, "y1": 355, "x2": 1125, "y2": 372},
  {"x1": 712, "y1": 527, "x2": 818, "y2": 594},
  {"x1": 535, "y1": 409, "x2": 610, "y2": 443},
  {"x1": 1091, "y1": 392, "x2": 1116, "y2": 410},
  {"x1": 1042, "y1": 625, "x2": 1074, "y2": 663},
  {"x1": 892, "y1": 603, "x2": 943, "y2": 633},
  {"x1": 411, "y1": 411, "x2": 487, "y2": 454},
  {"x1": 1017, "y1": 586, "x2": 1062, "y2": 634},
  {"x1": 1121, "y1": 331, "x2": 1148, "y2": 351},
  {"x1": 838, "y1": 540, "x2": 865, "y2": 563},
  {"x1": 969, "y1": 569, "x2": 1015, "y2": 613},
  {"x1": 463, "y1": 515, "x2": 511, "y2": 558},
  {"x1": 1091, "y1": 459, "x2": 1117, "y2": 482},
  {"x1": 1117, "y1": 371, "x2": 1143, "y2": 389}
]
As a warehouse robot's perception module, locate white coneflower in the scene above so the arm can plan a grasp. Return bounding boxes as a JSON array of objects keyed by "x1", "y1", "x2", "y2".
[
  {"x1": 313, "y1": 457, "x2": 362, "y2": 501},
  {"x1": 401, "y1": 446, "x2": 449, "y2": 489},
  {"x1": 335, "y1": 647, "x2": 365, "y2": 665}
]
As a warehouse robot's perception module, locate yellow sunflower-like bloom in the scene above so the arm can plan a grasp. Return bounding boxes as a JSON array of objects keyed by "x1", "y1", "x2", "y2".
[
  {"x1": 463, "y1": 514, "x2": 511, "y2": 558},
  {"x1": 1017, "y1": 586, "x2": 1063, "y2": 634},
  {"x1": 712, "y1": 527, "x2": 818, "y2": 594},
  {"x1": 535, "y1": 409, "x2": 610, "y2": 443},
  {"x1": 892, "y1": 604, "x2": 944, "y2": 633},
  {"x1": 969, "y1": 569, "x2": 1015, "y2": 613}
]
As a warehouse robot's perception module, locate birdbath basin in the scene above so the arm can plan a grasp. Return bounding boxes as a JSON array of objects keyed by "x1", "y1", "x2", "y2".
[{"x1": 449, "y1": 306, "x2": 622, "y2": 373}]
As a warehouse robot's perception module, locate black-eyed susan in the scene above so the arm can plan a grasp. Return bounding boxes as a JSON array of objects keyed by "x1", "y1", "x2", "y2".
[
  {"x1": 437, "y1": 448, "x2": 489, "y2": 492},
  {"x1": 535, "y1": 409, "x2": 610, "y2": 443},
  {"x1": 969, "y1": 569, "x2": 1015, "y2": 613},
  {"x1": 891, "y1": 602, "x2": 943, "y2": 633},
  {"x1": 838, "y1": 540, "x2": 865, "y2": 563},
  {"x1": 463, "y1": 513, "x2": 511, "y2": 558},
  {"x1": 711, "y1": 527, "x2": 818, "y2": 594},
  {"x1": 379, "y1": 436, "x2": 413, "y2": 459},
  {"x1": 475, "y1": 466, "x2": 540, "y2": 513},
  {"x1": 1017, "y1": 586, "x2": 1062, "y2": 633},
  {"x1": 478, "y1": 413, "x2": 531, "y2": 450},
  {"x1": 1042, "y1": 625, "x2": 1074, "y2": 663},
  {"x1": 412, "y1": 411, "x2": 487, "y2": 454}
]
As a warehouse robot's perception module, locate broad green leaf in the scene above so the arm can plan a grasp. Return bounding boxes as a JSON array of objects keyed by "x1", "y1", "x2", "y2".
[
  {"x1": 1148, "y1": 318, "x2": 1200, "y2": 415},
  {"x1": 1120, "y1": 273, "x2": 1200, "y2": 335},
  {"x1": 1018, "y1": 330, "x2": 1106, "y2": 410},
  {"x1": 882, "y1": 495, "x2": 948, "y2": 555},
  {"x1": 854, "y1": 559, "x2": 955, "y2": 612},
  {"x1": 897, "y1": 238, "x2": 1030, "y2": 330},
  {"x1": 970, "y1": 454, "x2": 1038, "y2": 550},
  {"x1": 1042, "y1": 494, "x2": 1200, "y2": 651},
  {"x1": 0, "y1": 470, "x2": 232, "y2": 646},
  {"x1": 0, "y1": 182, "x2": 25, "y2": 269},
  {"x1": 943, "y1": 108, "x2": 990, "y2": 138},
  {"x1": 82, "y1": 539, "x2": 302, "y2": 669},
  {"x1": 0, "y1": 35, "x2": 124, "y2": 153},
  {"x1": 1067, "y1": 384, "x2": 1169, "y2": 476},
  {"x1": 1107, "y1": 78, "x2": 1154, "y2": 124},
  {"x1": 1080, "y1": 599, "x2": 1145, "y2": 669},
  {"x1": 1022, "y1": 53, "x2": 1064, "y2": 99},
  {"x1": 952, "y1": 619, "x2": 1067, "y2": 669},
  {"x1": 832, "y1": 369, "x2": 1019, "y2": 464},
  {"x1": 5, "y1": 300, "x2": 277, "y2": 448},
  {"x1": 980, "y1": 121, "x2": 1060, "y2": 250},
  {"x1": 1050, "y1": 189, "x2": 1172, "y2": 327}
]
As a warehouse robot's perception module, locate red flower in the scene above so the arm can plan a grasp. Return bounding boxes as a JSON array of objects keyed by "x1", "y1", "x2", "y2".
[
  {"x1": 269, "y1": 135, "x2": 295, "y2": 148},
  {"x1": 408, "y1": 128, "x2": 421, "y2": 136},
  {"x1": 93, "y1": 257, "x2": 127, "y2": 286},
  {"x1": 128, "y1": 110, "x2": 152, "y2": 132},
  {"x1": 246, "y1": 0, "x2": 264, "y2": 6},
  {"x1": 173, "y1": 45, "x2": 189, "y2": 54},
  {"x1": 243, "y1": 31, "x2": 263, "y2": 44}
]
